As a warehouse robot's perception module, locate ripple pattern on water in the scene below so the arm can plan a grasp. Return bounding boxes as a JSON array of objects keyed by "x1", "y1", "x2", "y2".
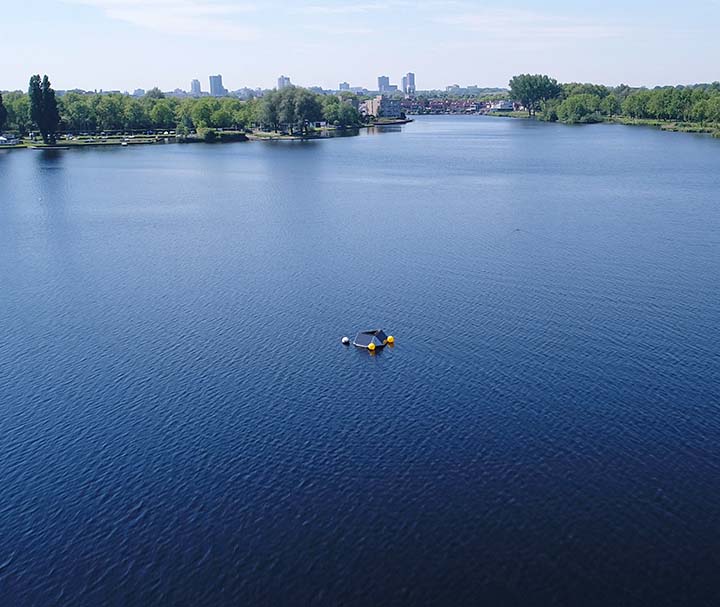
[{"x1": 1, "y1": 116, "x2": 720, "y2": 606}]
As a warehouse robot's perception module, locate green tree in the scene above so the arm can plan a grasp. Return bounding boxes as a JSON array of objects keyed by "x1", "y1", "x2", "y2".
[
  {"x1": 29, "y1": 75, "x2": 43, "y2": 136},
  {"x1": 538, "y1": 98, "x2": 560, "y2": 122},
  {"x1": 0, "y1": 93, "x2": 7, "y2": 132},
  {"x1": 210, "y1": 108, "x2": 234, "y2": 128},
  {"x1": 706, "y1": 96, "x2": 720, "y2": 122},
  {"x1": 563, "y1": 83, "x2": 610, "y2": 99},
  {"x1": 509, "y1": 74, "x2": 563, "y2": 117},
  {"x1": 145, "y1": 87, "x2": 165, "y2": 99},
  {"x1": 233, "y1": 98, "x2": 256, "y2": 131},
  {"x1": 41, "y1": 76, "x2": 60, "y2": 143},
  {"x1": 278, "y1": 88, "x2": 297, "y2": 133},
  {"x1": 600, "y1": 95, "x2": 621, "y2": 117},
  {"x1": 622, "y1": 90, "x2": 652, "y2": 119},
  {"x1": 258, "y1": 91, "x2": 280, "y2": 131},
  {"x1": 322, "y1": 96, "x2": 341, "y2": 125},
  {"x1": 294, "y1": 88, "x2": 322, "y2": 135},
  {"x1": 197, "y1": 127, "x2": 218, "y2": 142},
  {"x1": 191, "y1": 98, "x2": 219, "y2": 128},
  {"x1": 61, "y1": 92, "x2": 95, "y2": 132},
  {"x1": 96, "y1": 94, "x2": 125, "y2": 131},
  {"x1": 613, "y1": 84, "x2": 634, "y2": 103},
  {"x1": 337, "y1": 103, "x2": 360, "y2": 128},
  {"x1": 691, "y1": 99, "x2": 709, "y2": 122},
  {"x1": 175, "y1": 123, "x2": 189, "y2": 139},
  {"x1": 5, "y1": 92, "x2": 31, "y2": 133},
  {"x1": 29, "y1": 74, "x2": 61, "y2": 143},
  {"x1": 123, "y1": 98, "x2": 148, "y2": 130},
  {"x1": 149, "y1": 100, "x2": 176, "y2": 129},
  {"x1": 176, "y1": 102, "x2": 195, "y2": 132},
  {"x1": 556, "y1": 94, "x2": 602, "y2": 124}
]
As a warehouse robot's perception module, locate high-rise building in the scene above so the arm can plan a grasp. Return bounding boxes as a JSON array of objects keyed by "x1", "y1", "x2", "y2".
[
  {"x1": 209, "y1": 75, "x2": 227, "y2": 97},
  {"x1": 191, "y1": 79, "x2": 201, "y2": 96},
  {"x1": 339, "y1": 82, "x2": 350, "y2": 91},
  {"x1": 278, "y1": 75, "x2": 292, "y2": 90},
  {"x1": 402, "y1": 72, "x2": 416, "y2": 95},
  {"x1": 378, "y1": 76, "x2": 390, "y2": 93},
  {"x1": 406, "y1": 72, "x2": 416, "y2": 95}
]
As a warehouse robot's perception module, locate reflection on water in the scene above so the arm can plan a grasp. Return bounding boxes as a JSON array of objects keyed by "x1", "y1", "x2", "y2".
[{"x1": 364, "y1": 124, "x2": 403, "y2": 135}]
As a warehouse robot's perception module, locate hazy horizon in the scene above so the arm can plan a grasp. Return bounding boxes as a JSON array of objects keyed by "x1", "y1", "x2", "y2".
[{"x1": 3, "y1": 0, "x2": 720, "y2": 92}]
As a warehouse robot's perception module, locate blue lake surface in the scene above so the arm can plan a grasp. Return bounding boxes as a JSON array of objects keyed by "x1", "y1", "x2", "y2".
[{"x1": 1, "y1": 116, "x2": 719, "y2": 605}]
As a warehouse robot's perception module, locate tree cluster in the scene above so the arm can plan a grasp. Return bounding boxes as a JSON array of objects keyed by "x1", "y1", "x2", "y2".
[
  {"x1": 621, "y1": 86, "x2": 720, "y2": 122},
  {"x1": 509, "y1": 75, "x2": 720, "y2": 125},
  {"x1": 509, "y1": 74, "x2": 563, "y2": 117},
  {"x1": 0, "y1": 83, "x2": 363, "y2": 137},
  {"x1": 256, "y1": 87, "x2": 361, "y2": 135},
  {"x1": 0, "y1": 93, "x2": 7, "y2": 132}
]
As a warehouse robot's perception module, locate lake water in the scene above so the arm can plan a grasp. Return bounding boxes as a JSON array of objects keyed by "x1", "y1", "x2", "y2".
[{"x1": 1, "y1": 116, "x2": 719, "y2": 606}]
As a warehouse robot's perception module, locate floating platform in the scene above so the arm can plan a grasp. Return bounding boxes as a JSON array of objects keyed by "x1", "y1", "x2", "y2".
[{"x1": 353, "y1": 329, "x2": 393, "y2": 351}]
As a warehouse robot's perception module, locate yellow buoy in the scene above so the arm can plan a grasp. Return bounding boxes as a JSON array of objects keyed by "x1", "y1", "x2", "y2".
[
  {"x1": 387, "y1": 335, "x2": 395, "y2": 344},
  {"x1": 368, "y1": 343, "x2": 376, "y2": 351}
]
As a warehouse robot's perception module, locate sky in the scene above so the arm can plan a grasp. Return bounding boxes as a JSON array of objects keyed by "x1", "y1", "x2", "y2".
[{"x1": 2, "y1": 0, "x2": 720, "y2": 92}]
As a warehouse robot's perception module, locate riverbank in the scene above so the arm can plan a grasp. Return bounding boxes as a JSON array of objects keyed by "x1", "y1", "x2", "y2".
[
  {"x1": 0, "y1": 120, "x2": 415, "y2": 150},
  {"x1": 368, "y1": 118, "x2": 414, "y2": 126},
  {"x1": 606, "y1": 116, "x2": 720, "y2": 136},
  {"x1": 1, "y1": 134, "x2": 178, "y2": 150},
  {"x1": 487, "y1": 111, "x2": 720, "y2": 137}
]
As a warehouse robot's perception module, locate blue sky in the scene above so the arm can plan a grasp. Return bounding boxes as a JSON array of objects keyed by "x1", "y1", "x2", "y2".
[{"x1": 3, "y1": 0, "x2": 719, "y2": 92}]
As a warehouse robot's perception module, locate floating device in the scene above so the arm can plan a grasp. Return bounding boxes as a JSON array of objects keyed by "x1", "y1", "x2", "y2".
[
  {"x1": 353, "y1": 329, "x2": 390, "y2": 350},
  {"x1": 341, "y1": 336, "x2": 350, "y2": 345}
]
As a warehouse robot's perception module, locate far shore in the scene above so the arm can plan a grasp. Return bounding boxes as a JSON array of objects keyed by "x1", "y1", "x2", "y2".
[
  {"x1": 486, "y1": 110, "x2": 720, "y2": 137},
  {"x1": 0, "y1": 119, "x2": 415, "y2": 151}
]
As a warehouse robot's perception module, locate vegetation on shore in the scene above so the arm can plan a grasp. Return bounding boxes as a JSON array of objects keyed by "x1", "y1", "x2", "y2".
[
  {"x1": 507, "y1": 74, "x2": 720, "y2": 135},
  {"x1": 509, "y1": 74, "x2": 563, "y2": 117},
  {"x1": 0, "y1": 92, "x2": 7, "y2": 132},
  {"x1": 0, "y1": 75, "x2": 376, "y2": 146},
  {"x1": 6, "y1": 71, "x2": 719, "y2": 145}
]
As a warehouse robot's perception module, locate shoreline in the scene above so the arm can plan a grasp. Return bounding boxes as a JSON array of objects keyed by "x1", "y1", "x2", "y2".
[
  {"x1": 486, "y1": 111, "x2": 720, "y2": 137},
  {"x1": 0, "y1": 119, "x2": 416, "y2": 150}
]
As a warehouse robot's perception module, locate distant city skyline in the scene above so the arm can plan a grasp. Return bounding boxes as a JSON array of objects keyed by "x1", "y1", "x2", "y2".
[{"x1": 3, "y1": 1, "x2": 720, "y2": 91}]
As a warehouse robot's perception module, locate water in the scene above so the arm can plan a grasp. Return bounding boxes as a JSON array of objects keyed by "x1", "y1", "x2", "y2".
[{"x1": 1, "y1": 116, "x2": 719, "y2": 606}]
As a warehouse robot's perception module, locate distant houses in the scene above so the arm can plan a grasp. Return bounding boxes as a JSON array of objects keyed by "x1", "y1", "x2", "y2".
[
  {"x1": 398, "y1": 97, "x2": 520, "y2": 115},
  {"x1": 488, "y1": 100, "x2": 515, "y2": 112},
  {"x1": 361, "y1": 95, "x2": 403, "y2": 119}
]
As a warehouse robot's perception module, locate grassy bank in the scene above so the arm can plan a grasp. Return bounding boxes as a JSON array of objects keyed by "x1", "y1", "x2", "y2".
[
  {"x1": 487, "y1": 110, "x2": 529, "y2": 119},
  {"x1": 370, "y1": 118, "x2": 414, "y2": 125},
  {"x1": 606, "y1": 116, "x2": 720, "y2": 136},
  {"x1": 487, "y1": 111, "x2": 720, "y2": 137},
  {"x1": 2, "y1": 135, "x2": 171, "y2": 149},
  {"x1": 0, "y1": 131, "x2": 253, "y2": 150}
]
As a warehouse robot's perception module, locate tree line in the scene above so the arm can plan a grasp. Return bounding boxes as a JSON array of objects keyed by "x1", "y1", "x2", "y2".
[
  {"x1": 509, "y1": 74, "x2": 720, "y2": 125},
  {"x1": 0, "y1": 76, "x2": 364, "y2": 140}
]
